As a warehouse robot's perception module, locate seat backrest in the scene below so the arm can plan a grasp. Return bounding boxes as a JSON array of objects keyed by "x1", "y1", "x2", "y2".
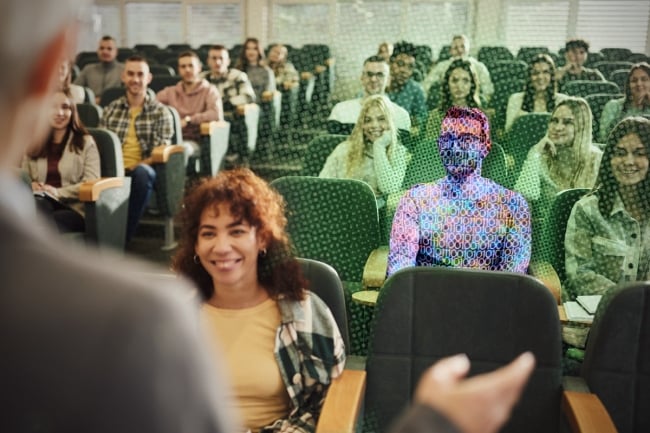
[
  {"x1": 437, "y1": 45, "x2": 451, "y2": 62},
  {"x1": 593, "y1": 61, "x2": 633, "y2": 81},
  {"x1": 490, "y1": 59, "x2": 528, "y2": 83},
  {"x1": 165, "y1": 105, "x2": 183, "y2": 144},
  {"x1": 482, "y1": 141, "x2": 513, "y2": 188},
  {"x1": 297, "y1": 257, "x2": 350, "y2": 353},
  {"x1": 584, "y1": 93, "x2": 624, "y2": 141},
  {"x1": 270, "y1": 176, "x2": 380, "y2": 282},
  {"x1": 516, "y1": 46, "x2": 550, "y2": 63},
  {"x1": 365, "y1": 267, "x2": 562, "y2": 433},
  {"x1": 477, "y1": 45, "x2": 514, "y2": 65},
  {"x1": 99, "y1": 86, "x2": 126, "y2": 108},
  {"x1": 76, "y1": 103, "x2": 103, "y2": 128},
  {"x1": 599, "y1": 48, "x2": 633, "y2": 62},
  {"x1": 150, "y1": 76, "x2": 180, "y2": 93},
  {"x1": 609, "y1": 69, "x2": 630, "y2": 89},
  {"x1": 82, "y1": 87, "x2": 95, "y2": 104},
  {"x1": 301, "y1": 134, "x2": 348, "y2": 176},
  {"x1": 582, "y1": 282, "x2": 650, "y2": 433},
  {"x1": 505, "y1": 112, "x2": 551, "y2": 178},
  {"x1": 87, "y1": 127, "x2": 125, "y2": 177},
  {"x1": 562, "y1": 80, "x2": 620, "y2": 97},
  {"x1": 401, "y1": 137, "x2": 446, "y2": 189},
  {"x1": 627, "y1": 53, "x2": 650, "y2": 63},
  {"x1": 166, "y1": 43, "x2": 191, "y2": 52},
  {"x1": 150, "y1": 64, "x2": 175, "y2": 77},
  {"x1": 546, "y1": 188, "x2": 589, "y2": 283}
]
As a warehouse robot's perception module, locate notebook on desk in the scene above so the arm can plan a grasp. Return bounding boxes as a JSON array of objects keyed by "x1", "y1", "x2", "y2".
[
  {"x1": 563, "y1": 301, "x2": 594, "y2": 323},
  {"x1": 576, "y1": 295, "x2": 602, "y2": 315}
]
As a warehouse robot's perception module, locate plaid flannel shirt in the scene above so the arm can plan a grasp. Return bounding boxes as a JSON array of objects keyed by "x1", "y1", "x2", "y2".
[
  {"x1": 262, "y1": 292, "x2": 346, "y2": 433},
  {"x1": 100, "y1": 93, "x2": 174, "y2": 158},
  {"x1": 202, "y1": 68, "x2": 256, "y2": 112}
]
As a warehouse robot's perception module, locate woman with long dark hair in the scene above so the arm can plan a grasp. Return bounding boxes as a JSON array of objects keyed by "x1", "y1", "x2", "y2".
[
  {"x1": 22, "y1": 89, "x2": 99, "y2": 232},
  {"x1": 599, "y1": 62, "x2": 650, "y2": 142},
  {"x1": 565, "y1": 116, "x2": 650, "y2": 300},
  {"x1": 234, "y1": 37, "x2": 277, "y2": 102},
  {"x1": 424, "y1": 58, "x2": 482, "y2": 141},
  {"x1": 505, "y1": 54, "x2": 568, "y2": 132}
]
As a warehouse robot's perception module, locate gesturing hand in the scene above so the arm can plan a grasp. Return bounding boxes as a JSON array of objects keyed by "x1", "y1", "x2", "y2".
[{"x1": 414, "y1": 352, "x2": 535, "y2": 433}]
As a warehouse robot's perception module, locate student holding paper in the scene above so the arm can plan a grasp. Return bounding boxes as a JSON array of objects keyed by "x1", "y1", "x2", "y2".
[
  {"x1": 565, "y1": 117, "x2": 650, "y2": 301},
  {"x1": 22, "y1": 89, "x2": 100, "y2": 232}
]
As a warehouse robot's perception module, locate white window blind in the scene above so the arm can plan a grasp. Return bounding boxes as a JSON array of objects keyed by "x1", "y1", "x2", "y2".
[
  {"x1": 125, "y1": 2, "x2": 183, "y2": 47},
  {"x1": 94, "y1": 5, "x2": 121, "y2": 46},
  {"x1": 187, "y1": 3, "x2": 242, "y2": 48},
  {"x1": 270, "y1": 3, "x2": 331, "y2": 47},
  {"x1": 504, "y1": 1, "x2": 570, "y2": 53},
  {"x1": 575, "y1": 1, "x2": 650, "y2": 52},
  {"x1": 406, "y1": 2, "x2": 469, "y2": 54},
  {"x1": 333, "y1": 1, "x2": 402, "y2": 100}
]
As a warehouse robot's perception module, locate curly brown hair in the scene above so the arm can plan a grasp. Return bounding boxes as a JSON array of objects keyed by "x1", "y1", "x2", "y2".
[{"x1": 172, "y1": 168, "x2": 307, "y2": 302}]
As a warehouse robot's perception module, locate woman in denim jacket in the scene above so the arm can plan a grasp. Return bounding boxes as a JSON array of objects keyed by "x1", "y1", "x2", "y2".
[{"x1": 565, "y1": 116, "x2": 650, "y2": 300}]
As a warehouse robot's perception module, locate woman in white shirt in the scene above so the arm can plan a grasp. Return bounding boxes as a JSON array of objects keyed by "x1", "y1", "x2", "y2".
[
  {"x1": 320, "y1": 94, "x2": 409, "y2": 197},
  {"x1": 505, "y1": 54, "x2": 568, "y2": 132}
]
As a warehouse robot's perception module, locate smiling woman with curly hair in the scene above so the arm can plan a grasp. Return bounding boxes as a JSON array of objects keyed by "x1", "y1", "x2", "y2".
[{"x1": 172, "y1": 168, "x2": 345, "y2": 433}]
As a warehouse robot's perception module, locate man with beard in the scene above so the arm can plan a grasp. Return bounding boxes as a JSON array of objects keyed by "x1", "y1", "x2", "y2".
[
  {"x1": 328, "y1": 55, "x2": 411, "y2": 135},
  {"x1": 386, "y1": 41, "x2": 427, "y2": 134},
  {"x1": 388, "y1": 106, "x2": 531, "y2": 276},
  {"x1": 74, "y1": 35, "x2": 124, "y2": 103},
  {"x1": 101, "y1": 55, "x2": 174, "y2": 242}
]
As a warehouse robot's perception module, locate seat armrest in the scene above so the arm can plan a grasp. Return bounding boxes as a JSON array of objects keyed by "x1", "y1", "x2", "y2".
[
  {"x1": 563, "y1": 376, "x2": 591, "y2": 393},
  {"x1": 301, "y1": 71, "x2": 314, "y2": 80},
  {"x1": 200, "y1": 120, "x2": 229, "y2": 136},
  {"x1": 562, "y1": 391, "x2": 617, "y2": 433},
  {"x1": 316, "y1": 369, "x2": 366, "y2": 433},
  {"x1": 79, "y1": 177, "x2": 124, "y2": 202},
  {"x1": 345, "y1": 355, "x2": 367, "y2": 371},
  {"x1": 529, "y1": 261, "x2": 562, "y2": 304},
  {"x1": 325, "y1": 58, "x2": 335, "y2": 67},
  {"x1": 314, "y1": 65, "x2": 327, "y2": 74},
  {"x1": 261, "y1": 90, "x2": 276, "y2": 103},
  {"x1": 363, "y1": 246, "x2": 389, "y2": 289},
  {"x1": 283, "y1": 81, "x2": 299, "y2": 90},
  {"x1": 235, "y1": 103, "x2": 258, "y2": 117},
  {"x1": 151, "y1": 144, "x2": 184, "y2": 164}
]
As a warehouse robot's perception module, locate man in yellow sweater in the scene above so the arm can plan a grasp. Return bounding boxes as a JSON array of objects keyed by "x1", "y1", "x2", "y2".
[{"x1": 101, "y1": 55, "x2": 174, "y2": 241}]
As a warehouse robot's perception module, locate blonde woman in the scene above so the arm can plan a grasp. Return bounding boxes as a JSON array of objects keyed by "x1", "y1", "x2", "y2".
[
  {"x1": 515, "y1": 96, "x2": 602, "y2": 261},
  {"x1": 319, "y1": 94, "x2": 409, "y2": 196}
]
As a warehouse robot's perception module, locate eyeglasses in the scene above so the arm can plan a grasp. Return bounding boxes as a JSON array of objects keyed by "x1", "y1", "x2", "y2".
[
  {"x1": 363, "y1": 71, "x2": 386, "y2": 79},
  {"x1": 438, "y1": 133, "x2": 482, "y2": 147}
]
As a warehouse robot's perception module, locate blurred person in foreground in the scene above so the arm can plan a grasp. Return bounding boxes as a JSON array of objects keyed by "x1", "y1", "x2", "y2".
[
  {"x1": 0, "y1": 0, "x2": 534, "y2": 431},
  {"x1": 0, "y1": 0, "x2": 234, "y2": 431}
]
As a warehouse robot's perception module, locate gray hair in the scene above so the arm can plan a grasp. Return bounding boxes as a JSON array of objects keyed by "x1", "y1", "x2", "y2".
[{"x1": 0, "y1": 0, "x2": 88, "y2": 105}]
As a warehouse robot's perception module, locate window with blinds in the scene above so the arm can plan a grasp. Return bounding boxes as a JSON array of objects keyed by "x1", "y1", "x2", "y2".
[
  {"x1": 406, "y1": 1, "x2": 469, "y2": 54},
  {"x1": 187, "y1": 3, "x2": 243, "y2": 48},
  {"x1": 270, "y1": 3, "x2": 331, "y2": 47},
  {"x1": 125, "y1": 2, "x2": 183, "y2": 47},
  {"x1": 95, "y1": 4, "x2": 121, "y2": 44},
  {"x1": 575, "y1": 0, "x2": 650, "y2": 52},
  {"x1": 504, "y1": 1, "x2": 570, "y2": 53}
]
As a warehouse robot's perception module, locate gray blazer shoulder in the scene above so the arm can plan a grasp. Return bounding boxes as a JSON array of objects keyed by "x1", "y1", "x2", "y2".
[{"x1": 0, "y1": 206, "x2": 234, "y2": 433}]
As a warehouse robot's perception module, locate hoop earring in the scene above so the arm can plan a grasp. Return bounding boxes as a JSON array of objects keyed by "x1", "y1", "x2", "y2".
[
  {"x1": 259, "y1": 248, "x2": 267, "y2": 258},
  {"x1": 193, "y1": 254, "x2": 200, "y2": 264}
]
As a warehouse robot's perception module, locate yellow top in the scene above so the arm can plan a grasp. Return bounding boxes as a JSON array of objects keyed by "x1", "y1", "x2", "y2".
[
  {"x1": 122, "y1": 106, "x2": 142, "y2": 169},
  {"x1": 202, "y1": 298, "x2": 291, "y2": 433}
]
